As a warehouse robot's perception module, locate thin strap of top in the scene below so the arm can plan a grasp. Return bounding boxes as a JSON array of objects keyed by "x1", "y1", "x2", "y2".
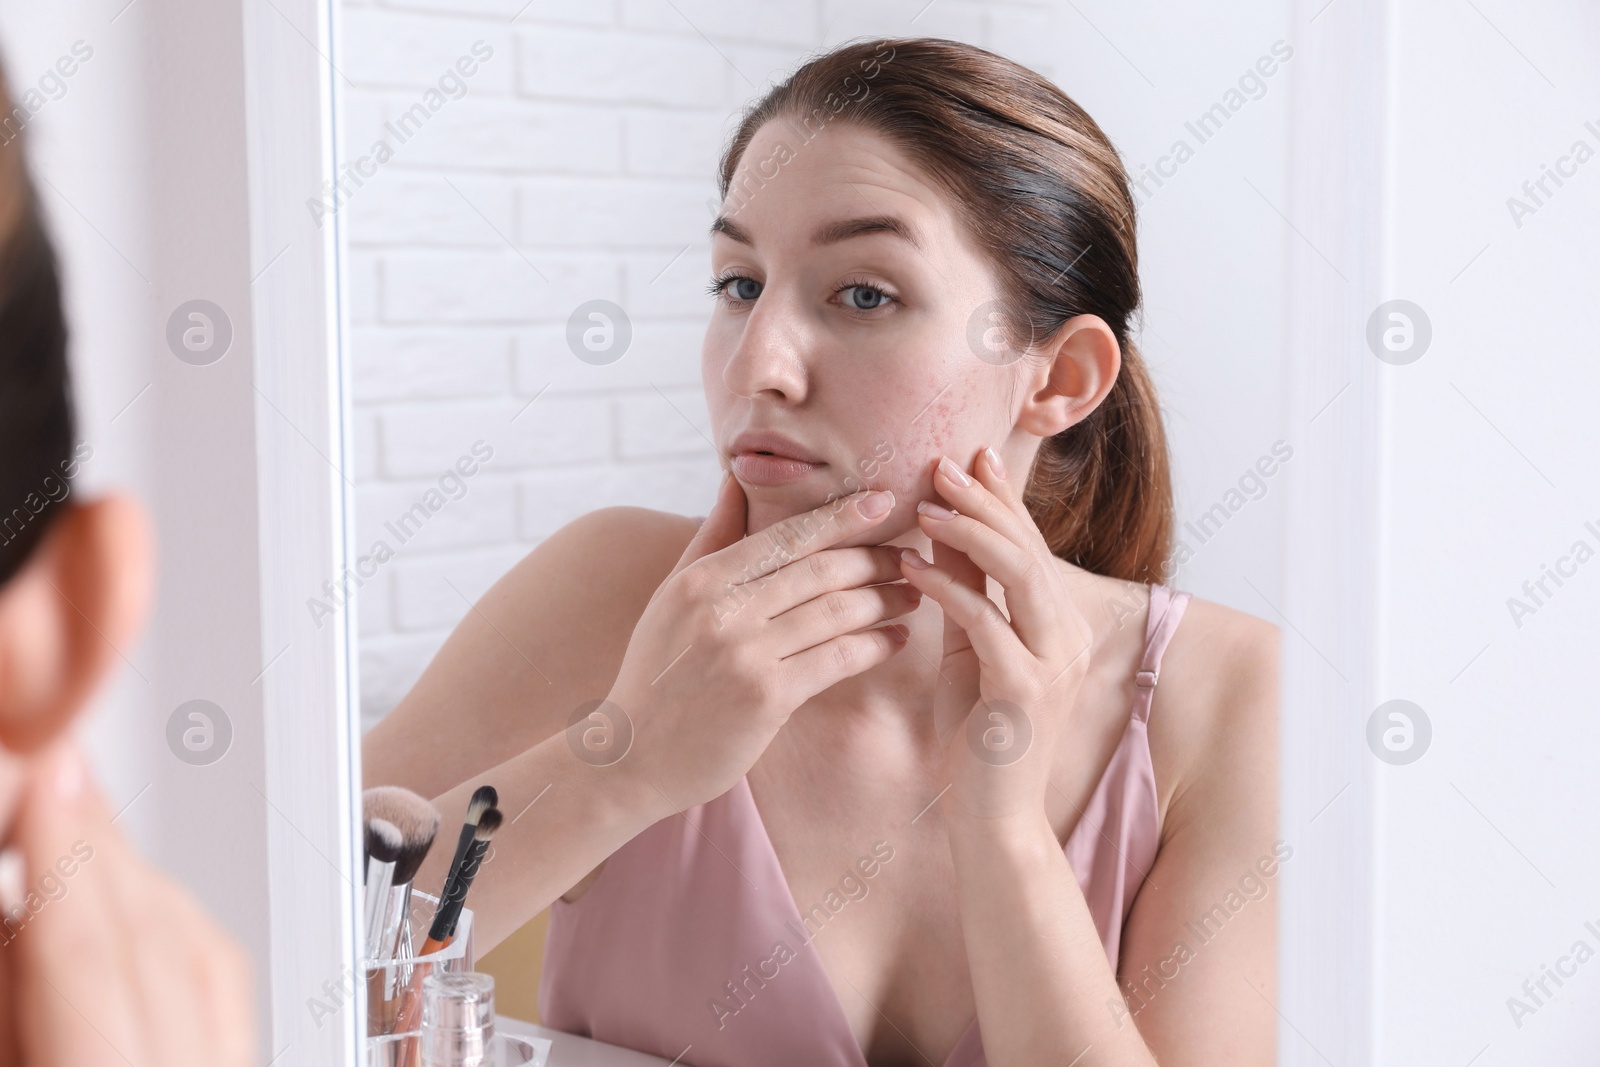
[{"x1": 1134, "y1": 582, "x2": 1191, "y2": 724}]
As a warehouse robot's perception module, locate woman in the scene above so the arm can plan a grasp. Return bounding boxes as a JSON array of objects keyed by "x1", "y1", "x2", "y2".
[
  {"x1": 365, "y1": 37, "x2": 1278, "y2": 1067},
  {"x1": 0, "y1": 59, "x2": 253, "y2": 1064}
]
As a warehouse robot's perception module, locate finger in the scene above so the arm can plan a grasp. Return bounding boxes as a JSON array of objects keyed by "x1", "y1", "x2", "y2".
[
  {"x1": 917, "y1": 504, "x2": 1057, "y2": 656},
  {"x1": 755, "y1": 545, "x2": 909, "y2": 618},
  {"x1": 666, "y1": 468, "x2": 748, "y2": 584},
  {"x1": 149, "y1": 868, "x2": 254, "y2": 1067},
  {"x1": 768, "y1": 582, "x2": 922, "y2": 658},
  {"x1": 776, "y1": 623, "x2": 909, "y2": 697},
  {"x1": 925, "y1": 452, "x2": 1059, "y2": 654},
  {"x1": 935, "y1": 450, "x2": 1046, "y2": 553},
  {"x1": 10, "y1": 742, "x2": 147, "y2": 1067},
  {"x1": 697, "y1": 487, "x2": 896, "y2": 590},
  {"x1": 105, "y1": 845, "x2": 220, "y2": 1067},
  {"x1": 198, "y1": 917, "x2": 255, "y2": 1067},
  {"x1": 124, "y1": 859, "x2": 255, "y2": 1067},
  {"x1": 896, "y1": 549, "x2": 1030, "y2": 675},
  {"x1": 977, "y1": 443, "x2": 1043, "y2": 531},
  {"x1": 923, "y1": 507, "x2": 986, "y2": 666},
  {"x1": 16, "y1": 746, "x2": 256, "y2": 1067}
]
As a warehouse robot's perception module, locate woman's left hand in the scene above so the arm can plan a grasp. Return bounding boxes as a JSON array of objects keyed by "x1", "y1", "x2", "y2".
[{"x1": 895, "y1": 445, "x2": 1095, "y2": 826}]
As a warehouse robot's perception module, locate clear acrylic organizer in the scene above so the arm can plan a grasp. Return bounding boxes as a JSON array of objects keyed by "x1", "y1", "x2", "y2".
[{"x1": 364, "y1": 890, "x2": 475, "y2": 1045}]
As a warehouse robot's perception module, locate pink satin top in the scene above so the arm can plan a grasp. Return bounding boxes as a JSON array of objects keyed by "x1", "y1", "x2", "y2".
[{"x1": 539, "y1": 577, "x2": 1193, "y2": 1067}]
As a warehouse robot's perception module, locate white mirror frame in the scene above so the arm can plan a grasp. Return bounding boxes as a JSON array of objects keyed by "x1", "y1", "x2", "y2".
[
  {"x1": 1279, "y1": 0, "x2": 1381, "y2": 1058},
  {"x1": 244, "y1": 2, "x2": 1383, "y2": 1062},
  {"x1": 239, "y1": 4, "x2": 1386, "y2": 1064},
  {"x1": 239, "y1": 0, "x2": 1506, "y2": 1063},
  {"x1": 244, "y1": 0, "x2": 362, "y2": 1062}
]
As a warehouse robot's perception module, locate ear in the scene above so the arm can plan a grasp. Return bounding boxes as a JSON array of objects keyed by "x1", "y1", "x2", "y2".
[
  {"x1": 1016, "y1": 313, "x2": 1122, "y2": 438},
  {"x1": 0, "y1": 493, "x2": 152, "y2": 754}
]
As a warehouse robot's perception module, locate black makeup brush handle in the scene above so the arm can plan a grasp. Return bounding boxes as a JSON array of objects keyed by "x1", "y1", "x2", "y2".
[{"x1": 427, "y1": 838, "x2": 487, "y2": 945}]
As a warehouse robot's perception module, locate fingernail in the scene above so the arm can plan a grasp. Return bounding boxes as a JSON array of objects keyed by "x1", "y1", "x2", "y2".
[
  {"x1": 937, "y1": 455, "x2": 971, "y2": 487},
  {"x1": 917, "y1": 500, "x2": 956, "y2": 521},
  {"x1": 884, "y1": 624, "x2": 909, "y2": 644},
  {"x1": 0, "y1": 848, "x2": 21, "y2": 913},
  {"x1": 983, "y1": 446, "x2": 1006, "y2": 480},
  {"x1": 857, "y1": 490, "x2": 894, "y2": 519},
  {"x1": 900, "y1": 548, "x2": 932, "y2": 569},
  {"x1": 54, "y1": 745, "x2": 83, "y2": 802}
]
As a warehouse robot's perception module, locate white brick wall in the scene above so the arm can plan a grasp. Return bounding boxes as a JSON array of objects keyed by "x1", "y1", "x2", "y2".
[{"x1": 341, "y1": 0, "x2": 1062, "y2": 726}]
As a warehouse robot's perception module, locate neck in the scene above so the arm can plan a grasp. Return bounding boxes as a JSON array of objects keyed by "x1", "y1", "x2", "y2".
[{"x1": 782, "y1": 522, "x2": 952, "y2": 748}]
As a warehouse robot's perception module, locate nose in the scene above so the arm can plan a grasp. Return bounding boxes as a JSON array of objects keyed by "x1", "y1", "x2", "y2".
[{"x1": 719, "y1": 291, "x2": 811, "y2": 404}]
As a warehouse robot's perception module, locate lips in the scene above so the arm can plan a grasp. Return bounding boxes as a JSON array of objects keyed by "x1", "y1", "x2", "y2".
[
  {"x1": 728, "y1": 430, "x2": 826, "y2": 465},
  {"x1": 728, "y1": 429, "x2": 827, "y2": 488}
]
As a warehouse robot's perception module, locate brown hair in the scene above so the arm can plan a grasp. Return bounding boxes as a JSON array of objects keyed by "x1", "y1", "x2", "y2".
[
  {"x1": 0, "y1": 58, "x2": 75, "y2": 589},
  {"x1": 716, "y1": 37, "x2": 1173, "y2": 584}
]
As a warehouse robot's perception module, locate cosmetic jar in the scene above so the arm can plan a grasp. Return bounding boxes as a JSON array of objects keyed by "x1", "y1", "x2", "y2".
[
  {"x1": 416, "y1": 971, "x2": 547, "y2": 1067},
  {"x1": 420, "y1": 971, "x2": 493, "y2": 1065}
]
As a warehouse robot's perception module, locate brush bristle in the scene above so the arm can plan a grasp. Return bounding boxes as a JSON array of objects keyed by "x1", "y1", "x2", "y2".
[
  {"x1": 365, "y1": 817, "x2": 402, "y2": 865},
  {"x1": 363, "y1": 785, "x2": 441, "y2": 886},
  {"x1": 473, "y1": 808, "x2": 503, "y2": 842},
  {"x1": 466, "y1": 784, "x2": 498, "y2": 824}
]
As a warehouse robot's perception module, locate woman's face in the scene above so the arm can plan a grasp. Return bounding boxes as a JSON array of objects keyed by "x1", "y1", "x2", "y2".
[{"x1": 703, "y1": 119, "x2": 1033, "y2": 547}]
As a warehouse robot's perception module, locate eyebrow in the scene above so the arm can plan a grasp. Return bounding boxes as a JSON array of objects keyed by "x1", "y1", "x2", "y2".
[{"x1": 709, "y1": 213, "x2": 924, "y2": 253}]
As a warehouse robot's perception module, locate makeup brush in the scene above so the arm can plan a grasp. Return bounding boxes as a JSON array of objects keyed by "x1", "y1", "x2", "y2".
[
  {"x1": 362, "y1": 786, "x2": 441, "y2": 1035},
  {"x1": 423, "y1": 807, "x2": 501, "y2": 955},
  {"x1": 365, "y1": 816, "x2": 402, "y2": 874},
  {"x1": 394, "y1": 809, "x2": 503, "y2": 1047},
  {"x1": 362, "y1": 818, "x2": 402, "y2": 958},
  {"x1": 363, "y1": 786, "x2": 442, "y2": 922},
  {"x1": 440, "y1": 784, "x2": 496, "y2": 906}
]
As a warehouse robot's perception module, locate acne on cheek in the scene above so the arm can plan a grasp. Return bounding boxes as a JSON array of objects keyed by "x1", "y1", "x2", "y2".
[
  {"x1": 833, "y1": 437, "x2": 943, "y2": 543},
  {"x1": 891, "y1": 389, "x2": 982, "y2": 500}
]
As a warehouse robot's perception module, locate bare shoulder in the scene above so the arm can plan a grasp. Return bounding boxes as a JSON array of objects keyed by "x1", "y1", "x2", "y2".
[
  {"x1": 1115, "y1": 594, "x2": 1280, "y2": 1058},
  {"x1": 361, "y1": 505, "x2": 698, "y2": 797},
  {"x1": 527, "y1": 504, "x2": 699, "y2": 605},
  {"x1": 1146, "y1": 593, "x2": 1281, "y2": 837},
  {"x1": 470, "y1": 503, "x2": 700, "y2": 668}
]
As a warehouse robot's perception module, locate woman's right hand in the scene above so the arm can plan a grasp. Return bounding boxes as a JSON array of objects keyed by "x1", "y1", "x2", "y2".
[
  {"x1": 0, "y1": 742, "x2": 255, "y2": 1067},
  {"x1": 591, "y1": 471, "x2": 919, "y2": 814}
]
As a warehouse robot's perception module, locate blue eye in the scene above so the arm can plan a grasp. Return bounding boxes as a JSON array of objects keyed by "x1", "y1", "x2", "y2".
[
  {"x1": 705, "y1": 272, "x2": 898, "y2": 315},
  {"x1": 834, "y1": 276, "x2": 897, "y2": 314},
  {"x1": 706, "y1": 273, "x2": 761, "y2": 302},
  {"x1": 840, "y1": 283, "x2": 890, "y2": 310}
]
